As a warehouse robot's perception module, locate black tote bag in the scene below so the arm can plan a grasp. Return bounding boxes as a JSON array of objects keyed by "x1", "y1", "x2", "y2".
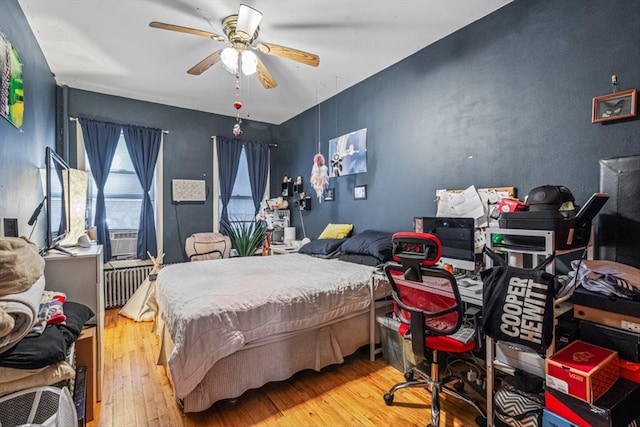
[{"x1": 481, "y1": 247, "x2": 556, "y2": 354}]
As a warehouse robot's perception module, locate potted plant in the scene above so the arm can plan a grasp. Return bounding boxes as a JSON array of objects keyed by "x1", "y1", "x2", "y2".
[{"x1": 220, "y1": 218, "x2": 267, "y2": 257}]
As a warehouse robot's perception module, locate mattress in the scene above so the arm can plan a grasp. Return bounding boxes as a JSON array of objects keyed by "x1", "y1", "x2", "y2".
[{"x1": 155, "y1": 254, "x2": 382, "y2": 400}]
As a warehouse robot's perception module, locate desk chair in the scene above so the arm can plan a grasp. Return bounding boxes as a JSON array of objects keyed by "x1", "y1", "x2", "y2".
[{"x1": 383, "y1": 232, "x2": 486, "y2": 427}]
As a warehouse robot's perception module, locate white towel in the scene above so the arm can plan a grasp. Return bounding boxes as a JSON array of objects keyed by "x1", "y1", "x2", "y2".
[{"x1": 0, "y1": 275, "x2": 45, "y2": 354}]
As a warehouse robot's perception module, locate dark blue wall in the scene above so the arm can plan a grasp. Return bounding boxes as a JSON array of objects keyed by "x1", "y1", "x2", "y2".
[
  {"x1": 67, "y1": 89, "x2": 278, "y2": 263},
  {"x1": 0, "y1": 0, "x2": 57, "y2": 243},
  {"x1": 276, "y1": 0, "x2": 640, "y2": 239},
  {"x1": 4, "y1": 0, "x2": 640, "y2": 264}
]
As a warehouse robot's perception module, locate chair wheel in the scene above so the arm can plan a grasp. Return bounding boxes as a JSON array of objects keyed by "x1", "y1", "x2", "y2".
[
  {"x1": 404, "y1": 371, "x2": 414, "y2": 381},
  {"x1": 475, "y1": 415, "x2": 487, "y2": 427},
  {"x1": 383, "y1": 393, "x2": 394, "y2": 406},
  {"x1": 454, "y1": 380, "x2": 464, "y2": 393}
]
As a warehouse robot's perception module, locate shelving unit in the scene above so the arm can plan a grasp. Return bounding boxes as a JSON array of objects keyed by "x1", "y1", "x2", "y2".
[{"x1": 483, "y1": 228, "x2": 591, "y2": 426}]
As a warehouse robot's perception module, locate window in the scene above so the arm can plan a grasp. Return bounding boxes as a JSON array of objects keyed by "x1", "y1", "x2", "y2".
[
  {"x1": 85, "y1": 131, "x2": 155, "y2": 231},
  {"x1": 219, "y1": 147, "x2": 256, "y2": 224}
]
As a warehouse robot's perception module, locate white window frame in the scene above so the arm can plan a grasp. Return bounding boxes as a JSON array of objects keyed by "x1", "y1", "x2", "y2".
[
  {"x1": 211, "y1": 136, "x2": 270, "y2": 232},
  {"x1": 76, "y1": 125, "x2": 163, "y2": 265}
]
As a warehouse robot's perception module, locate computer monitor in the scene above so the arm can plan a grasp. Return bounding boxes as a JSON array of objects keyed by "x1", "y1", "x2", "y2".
[{"x1": 414, "y1": 216, "x2": 476, "y2": 272}]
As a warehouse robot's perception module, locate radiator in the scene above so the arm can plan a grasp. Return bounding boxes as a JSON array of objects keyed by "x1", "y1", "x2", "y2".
[{"x1": 103, "y1": 265, "x2": 153, "y2": 309}]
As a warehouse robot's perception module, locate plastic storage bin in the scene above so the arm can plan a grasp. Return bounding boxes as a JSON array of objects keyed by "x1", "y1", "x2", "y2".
[
  {"x1": 0, "y1": 386, "x2": 77, "y2": 427},
  {"x1": 377, "y1": 314, "x2": 406, "y2": 372}
]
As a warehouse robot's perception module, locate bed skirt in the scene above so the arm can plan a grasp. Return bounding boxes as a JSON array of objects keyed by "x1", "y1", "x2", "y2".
[{"x1": 157, "y1": 309, "x2": 379, "y2": 413}]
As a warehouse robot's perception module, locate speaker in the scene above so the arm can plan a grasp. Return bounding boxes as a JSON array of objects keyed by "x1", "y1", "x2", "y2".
[{"x1": 3, "y1": 218, "x2": 18, "y2": 237}]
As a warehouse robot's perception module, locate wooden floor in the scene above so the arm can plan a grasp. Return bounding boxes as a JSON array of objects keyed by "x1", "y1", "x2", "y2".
[{"x1": 91, "y1": 309, "x2": 486, "y2": 427}]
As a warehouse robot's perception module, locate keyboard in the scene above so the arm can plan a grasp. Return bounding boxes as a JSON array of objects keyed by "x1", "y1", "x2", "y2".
[
  {"x1": 449, "y1": 326, "x2": 476, "y2": 345},
  {"x1": 457, "y1": 277, "x2": 483, "y2": 288}
]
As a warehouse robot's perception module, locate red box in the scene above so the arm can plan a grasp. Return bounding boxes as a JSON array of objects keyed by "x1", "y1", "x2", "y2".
[
  {"x1": 497, "y1": 197, "x2": 528, "y2": 213},
  {"x1": 546, "y1": 340, "x2": 618, "y2": 403},
  {"x1": 620, "y1": 359, "x2": 640, "y2": 383},
  {"x1": 545, "y1": 379, "x2": 640, "y2": 427}
]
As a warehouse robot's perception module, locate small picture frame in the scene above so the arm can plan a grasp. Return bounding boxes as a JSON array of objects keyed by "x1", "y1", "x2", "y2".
[
  {"x1": 354, "y1": 185, "x2": 367, "y2": 200},
  {"x1": 592, "y1": 88, "x2": 637, "y2": 123},
  {"x1": 323, "y1": 188, "x2": 334, "y2": 201}
]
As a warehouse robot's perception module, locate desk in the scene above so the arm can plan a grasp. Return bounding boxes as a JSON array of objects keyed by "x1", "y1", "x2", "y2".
[
  {"x1": 75, "y1": 326, "x2": 97, "y2": 422},
  {"x1": 44, "y1": 245, "x2": 104, "y2": 402},
  {"x1": 457, "y1": 276, "x2": 483, "y2": 306}
]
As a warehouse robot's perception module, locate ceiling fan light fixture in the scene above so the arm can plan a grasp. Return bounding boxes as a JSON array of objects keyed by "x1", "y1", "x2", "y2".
[
  {"x1": 242, "y1": 51, "x2": 258, "y2": 75},
  {"x1": 236, "y1": 4, "x2": 263, "y2": 40},
  {"x1": 221, "y1": 47, "x2": 239, "y2": 74}
]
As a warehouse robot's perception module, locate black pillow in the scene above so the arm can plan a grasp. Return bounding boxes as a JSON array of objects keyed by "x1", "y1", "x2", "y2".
[
  {"x1": 298, "y1": 238, "x2": 346, "y2": 258},
  {"x1": 339, "y1": 230, "x2": 393, "y2": 262},
  {"x1": 338, "y1": 253, "x2": 383, "y2": 267},
  {"x1": 0, "y1": 301, "x2": 94, "y2": 369}
]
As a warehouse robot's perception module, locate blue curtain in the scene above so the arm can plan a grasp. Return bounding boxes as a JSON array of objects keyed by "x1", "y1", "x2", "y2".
[
  {"x1": 123, "y1": 124, "x2": 161, "y2": 260},
  {"x1": 244, "y1": 141, "x2": 269, "y2": 215},
  {"x1": 79, "y1": 118, "x2": 121, "y2": 262},
  {"x1": 217, "y1": 136, "x2": 243, "y2": 224}
]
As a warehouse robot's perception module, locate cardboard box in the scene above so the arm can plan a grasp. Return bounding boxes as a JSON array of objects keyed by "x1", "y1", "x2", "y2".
[
  {"x1": 574, "y1": 304, "x2": 640, "y2": 333},
  {"x1": 573, "y1": 287, "x2": 640, "y2": 332},
  {"x1": 545, "y1": 379, "x2": 640, "y2": 427},
  {"x1": 579, "y1": 319, "x2": 640, "y2": 362},
  {"x1": 546, "y1": 340, "x2": 618, "y2": 403},
  {"x1": 542, "y1": 408, "x2": 579, "y2": 427}
]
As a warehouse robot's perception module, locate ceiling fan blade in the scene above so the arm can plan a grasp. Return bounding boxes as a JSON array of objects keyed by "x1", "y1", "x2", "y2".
[
  {"x1": 255, "y1": 43, "x2": 319, "y2": 67},
  {"x1": 236, "y1": 4, "x2": 263, "y2": 40},
  {"x1": 187, "y1": 50, "x2": 223, "y2": 75},
  {"x1": 149, "y1": 21, "x2": 226, "y2": 42},
  {"x1": 256, "y1": 57, "x2": 277, "y2": 89}
]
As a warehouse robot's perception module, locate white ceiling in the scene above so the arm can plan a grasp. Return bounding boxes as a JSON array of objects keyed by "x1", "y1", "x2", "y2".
[{"x1": 18, "y1": 0, "x2": 511, "y2": 125}]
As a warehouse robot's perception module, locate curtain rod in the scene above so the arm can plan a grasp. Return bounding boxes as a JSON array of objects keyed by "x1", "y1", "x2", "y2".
[
  {"x1": 69, "y1": 116, "x2": 169, "y2": 134},
  {"x1": 210, "y1": 135, "x2": 277, "y2": 147}
]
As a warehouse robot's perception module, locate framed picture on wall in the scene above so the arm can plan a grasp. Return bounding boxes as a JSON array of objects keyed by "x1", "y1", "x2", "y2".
[
  {"x1": 354, "y1": 185, "x2": 367, "y2": 200},
  {"x1": 0, "y1": 31, "x2": 24, "y2": 129},
  {"x1": 592, "y1": 89, "x2": 637, "y2": 123},
  {"x1": 323, "y1": 188, "x2": 334, "y2": 201}
]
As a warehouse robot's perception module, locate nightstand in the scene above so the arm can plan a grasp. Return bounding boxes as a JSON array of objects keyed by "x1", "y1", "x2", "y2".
[{"x1": 270, "y1": 245, "x2": 299, "y2": 255}]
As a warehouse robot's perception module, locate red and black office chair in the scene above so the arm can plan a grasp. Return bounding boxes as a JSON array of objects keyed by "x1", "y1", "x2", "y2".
[{"x1": 382, "y1": 232, "x2": 486, "y2": 427}]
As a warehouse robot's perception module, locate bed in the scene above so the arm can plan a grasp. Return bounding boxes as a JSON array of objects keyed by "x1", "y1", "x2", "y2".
[{"x1": 153, "y1": 230, "x2": 394, "y2": 412}]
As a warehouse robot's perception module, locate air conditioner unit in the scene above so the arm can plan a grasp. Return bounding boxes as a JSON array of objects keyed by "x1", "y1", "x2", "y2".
[{"x1": 110, "y1": 230, "x2": 138, "y2": 258}]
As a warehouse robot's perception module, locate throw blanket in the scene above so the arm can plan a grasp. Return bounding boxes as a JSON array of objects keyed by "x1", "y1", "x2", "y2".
[
  {"x1": 0, "y1": 275, "x2": 45, "y2": 354},
  {"x1": 0, "y1": 237, "x2": 45, "y2": 296},
  {"x1": 156, "y1": 254, "x2": 375, "y2": 399}
]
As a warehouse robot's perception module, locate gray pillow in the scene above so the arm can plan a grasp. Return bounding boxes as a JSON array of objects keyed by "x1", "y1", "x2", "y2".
[
  {"x1": 339, "y1": 230, "x2": 393, "y2": 262},
  {"x1": 297, "y1": 238, "x2": 346, "y2": 258}
]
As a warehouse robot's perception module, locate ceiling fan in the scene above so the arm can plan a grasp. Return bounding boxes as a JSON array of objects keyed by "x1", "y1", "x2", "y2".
[{"x1": 149, "y1": 4, "x2": 320, "y2": 90}]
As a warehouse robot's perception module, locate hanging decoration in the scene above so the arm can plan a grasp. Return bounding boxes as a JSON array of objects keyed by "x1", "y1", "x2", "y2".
[
  {"x1": 232, "y1": 72, "x2": 243, "y2": 136},
  {"x1": 310, "y1": 102, "x2": 329, "y2": 201},
  {"x1": 310, "y1": 153, "x2": 329, "y2": 201}
]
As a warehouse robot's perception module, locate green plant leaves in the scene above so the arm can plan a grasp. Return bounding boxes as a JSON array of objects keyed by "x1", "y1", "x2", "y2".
[{"x1": 220, "y1": 219, "x2": 267, "y2": 257}]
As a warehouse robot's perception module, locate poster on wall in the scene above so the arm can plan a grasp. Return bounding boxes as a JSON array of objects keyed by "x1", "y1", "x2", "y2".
[
  {"x1": 0, "y1": 31, "x2": 24, "y2": 129},
  {"x1": 328, "y1": 128, "x2": 367, "y2": 177}
]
